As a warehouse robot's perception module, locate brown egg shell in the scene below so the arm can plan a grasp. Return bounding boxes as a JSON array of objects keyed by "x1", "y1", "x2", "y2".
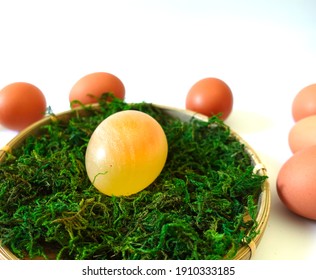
[
  {"x1": 277, "y1": 145, "x2": 316, "y2": 220},
  {"x1": 292, "y1": 83, "x2": 316, "y2": 122},
  {"x1": 288, "y1": 115, "x2": 316, "y2": 153}
]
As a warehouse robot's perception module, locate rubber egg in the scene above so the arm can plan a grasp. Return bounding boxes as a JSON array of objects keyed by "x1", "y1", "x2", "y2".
[
  {"x1": 292, "y1": 83, "x2": 316, "y2": 122},
  {"x1": 288, "y1": 115, "x2": 316, "y2": 153},
  {"x1": 185, "y1": 77, "x2": 233, "y2": 120},
  {"x1": 0, "y1": 82, "x2": 47, "y2": 131},
  {"x1": 85, "y1": 110, "x2": 168, "y2": 196},
  {"x1": 277, "y1": 145, "x2": 316, "y2": 220},
  {"x1": 69, "y1": 72, "x2": 125, "y2": 107}
]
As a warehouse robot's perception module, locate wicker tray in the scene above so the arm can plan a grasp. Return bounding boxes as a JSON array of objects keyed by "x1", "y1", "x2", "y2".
[{"x1": 0, "y1": 104, "x2": 270, "y2": 260}]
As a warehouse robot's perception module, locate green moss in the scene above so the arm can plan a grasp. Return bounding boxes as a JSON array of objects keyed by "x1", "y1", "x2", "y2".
[{"x1": 0, "y1": 95, "x2": 267, "y2": 260}]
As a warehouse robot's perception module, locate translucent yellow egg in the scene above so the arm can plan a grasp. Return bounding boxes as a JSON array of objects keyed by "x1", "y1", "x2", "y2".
[{"x1": 85, "y1": 110, "x2": 168, "y2": 196}]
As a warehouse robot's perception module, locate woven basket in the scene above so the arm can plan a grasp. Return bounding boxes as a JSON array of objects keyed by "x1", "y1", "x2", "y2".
[{"x1": 0, "y1": 104, "x2": 270, "y2": 260}]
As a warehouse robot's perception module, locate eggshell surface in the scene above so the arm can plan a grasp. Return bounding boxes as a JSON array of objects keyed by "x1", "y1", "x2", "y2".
[
  {"x1": 0, "y1": 82, "x2": 47, "y2": 131},
  {"x1": 288, "y1": 115, "x2": 316, "y2": 153},
  {"x1": 292, "y1": 83, "x2": 316, "y2": 122},
  {"x1": 185, "y1": 77, "x2": 233, "y2": 120},
  {"x1": 69, "y1": 72, "x2": 125, "y2": 107},
  {"x1": 277, "y1": 145, "x2": 316, "y2": 220},
  {"x1": 85, "y1": 110, "x2": 168, "y2": 196}
]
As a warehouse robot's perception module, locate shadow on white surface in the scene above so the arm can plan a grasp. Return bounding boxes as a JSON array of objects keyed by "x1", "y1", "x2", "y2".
[{"x1": 226, "y1": 110, "x2": 275, "y2": 134}]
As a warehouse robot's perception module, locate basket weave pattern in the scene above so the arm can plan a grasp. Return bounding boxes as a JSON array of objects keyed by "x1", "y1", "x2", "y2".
[{"x1": 0, "y1": 105, "x2": 270, "y2": 260}]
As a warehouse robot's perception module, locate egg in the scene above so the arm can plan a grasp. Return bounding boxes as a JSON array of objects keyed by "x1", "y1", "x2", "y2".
[
  {"x1": 277, "y1": 145, "x2": 316, "y2": 220},
  {"x1": 69, "y1": 72, "x2": 125, "y2": 107},
  {"x1": 288, "y1": 115, "x2": 316, "y2": 153},
  {"x1": 0, "y1": 82, "x2": 47, "y2": 131},
  {"x1": 292, "y1": 83, "x2": 316, "y2": 122},
  {"x1": 85, "y1": 110, "x2": 168, "y2": 196},
  {"x1": 185, "y1": 77, "x2": 233, "y2": 120}
]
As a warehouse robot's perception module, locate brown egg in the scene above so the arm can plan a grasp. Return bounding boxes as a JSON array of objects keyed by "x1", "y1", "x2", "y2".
[
  {"x1": 69, "y1": 72, "x2": 125, "y2": 107},
  {"x1": 185, "y1": 77, "x2": 233, "y2": 120},
  {"x1": 277, "y1": 145, "x2": 316, "y2": 220},
  {"x1": 0, "y1": 82, "x2": 47, "y2": 131},
  {"x1": 288, "y1": 115, "x2": 316, "y2": 153},
  {"x1": 292, "y1": 83, "x2": 316, "y2": 122}
]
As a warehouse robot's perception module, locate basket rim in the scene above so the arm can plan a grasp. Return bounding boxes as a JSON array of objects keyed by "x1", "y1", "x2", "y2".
[{"x1": 0, "y1": 103, "x2": 270, "y2": 260}]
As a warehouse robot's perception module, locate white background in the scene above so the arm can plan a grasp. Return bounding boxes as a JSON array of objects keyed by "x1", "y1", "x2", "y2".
[{"x1": 1, "y1": 0, "x2": 316, "y2": 260}]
